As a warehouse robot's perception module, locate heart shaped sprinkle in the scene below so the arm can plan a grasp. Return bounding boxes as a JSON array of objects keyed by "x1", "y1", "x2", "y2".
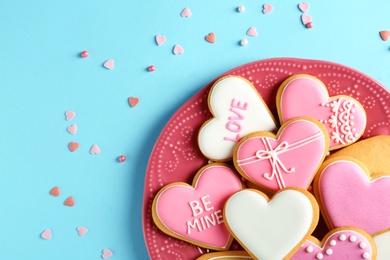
[
  {"x1": 246, "y1": 27, "x2": 258, "y2": 37},
  {"x1": 298, "y1": 2, "x2": 310, "y2": 13},
  {"x1": 49, "y1": 186, "x2": 60, "y2": 197},
  {"x1": 128, "y1": 96, "x2": 139, "y2": 107},
  {"x1": 67, "y1": 124, "x2": 77, "y2": 135},
  {"x1": 77, "y1": 226, "x2": 88, "y2": 236},
  {"x1": 155, "y1": 34, "x2": 166, "y2": 46},
  {"x1": 301, "y1": 14, "x2": 312, "y2": 25},
  {"x1": 205, "y1": 32, "x2": 216, "y2": 44},
  {"x1": 90, "y1": 144, "x2": 101, "y2": 155},
  {"x1": 181, "y1": 7, "x2": 192, "y2": 18},
  {"x1": 380, "y1": 30, "x2": 390, "y2": 41},
  {"x1": 102, "y1": 249, "x2": 113, "y2": 259},
  {"x1": 64, "y1": 196, "x2": 75, "y2": 207},
  {"x1": 173, "y1": 44, "x2": 184, "y2": 55},
  {"x1": 41, "y1": 229, "x2": 52, "y2": 240},
  {"x1": 65, "y1": 111, "x2": 76, "y2": 121},
  {"x1": 68, "y1": 142, "x2": 79, "y2": 152},
  {"x1": 263, "y1": 3, "x2": 274, "y2": 14},
  {"x1": 103, "y1": 59, "x2": 114, "y2": 70}
]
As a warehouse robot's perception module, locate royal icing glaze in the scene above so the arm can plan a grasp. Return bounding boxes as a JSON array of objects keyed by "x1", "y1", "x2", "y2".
[
  {"x1": 277, "y1": 74, "x2": 366, "y2": 150},
  {"x1": 234, "y1": 118, "x2": 328, "y2": 192},
  {"x1": 316, "y1": 158, "x2": 390, "y2": 235},
  {"x1": 224, "y1": 188, "x2": 319, "y2": 260},
  {"x1": 198, "y1": 76, "x2": 277, "y2": 161},
  {"x1": 290, "y1": 228, "x2": 375, "y2": 260},
  {"x1": 152, "y1": 164, "x2": 243, "y2": 250},
  {"x1": 373, "y1": 229, "x2": 390, "y2": 260}
]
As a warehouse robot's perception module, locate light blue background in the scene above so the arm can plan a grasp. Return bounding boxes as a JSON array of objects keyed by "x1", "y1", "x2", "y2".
[{"x1": 1, "y1": 0, "x2": 389, "y2": 259}]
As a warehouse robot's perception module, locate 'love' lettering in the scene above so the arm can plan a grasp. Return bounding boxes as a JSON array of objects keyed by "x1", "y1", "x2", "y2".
[{"x1": 224, "y1": 98, "x2": 248, "y2": 143}]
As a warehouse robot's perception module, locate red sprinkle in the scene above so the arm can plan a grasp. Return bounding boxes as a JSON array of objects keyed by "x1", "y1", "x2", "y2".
[
  {"x1": 118, "y1": 155, "x2": 126, "y2": 162},
  {"x1": 147, "y1": 65, "x2": 156, "y2": 72},
  {"x1": 306, "y1": 22, "x2": 314, "y2": 29},
  {"x1": 81, "y1": 50, "x2": 89, "y2": 58}
]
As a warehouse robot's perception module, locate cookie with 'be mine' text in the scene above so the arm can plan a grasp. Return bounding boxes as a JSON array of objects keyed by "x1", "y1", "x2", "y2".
[
  {"x1": 198, "y1": 76, "x2": 277, "y2": 161},
  {"x1": 276, "y1": 74, "x2": 366, "y2": 150},
  {"x1": 152, "y1": 163, "x2": 244, "y2": 250}
]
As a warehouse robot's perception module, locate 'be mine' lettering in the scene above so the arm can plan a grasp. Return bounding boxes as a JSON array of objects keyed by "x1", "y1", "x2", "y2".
[
  {"x1": 186, "y1": 195, "x2": 224, "y2": 234},
  {"x1": 223, "y1": 98, "x2": 248, "y2": 143}
]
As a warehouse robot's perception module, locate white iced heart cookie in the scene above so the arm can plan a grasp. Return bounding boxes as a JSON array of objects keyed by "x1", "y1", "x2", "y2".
[
  {"x1": 224, "y1": 188, "x2": 319, "y2": 260},
  {"x1": 198, "y1": 76, "x2": 277, "y2": 161}
]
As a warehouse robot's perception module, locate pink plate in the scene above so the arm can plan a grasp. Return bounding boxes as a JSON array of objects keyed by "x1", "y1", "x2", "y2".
[{"x1": 142, "y1": 58, "x2": 390, "y2": 259}]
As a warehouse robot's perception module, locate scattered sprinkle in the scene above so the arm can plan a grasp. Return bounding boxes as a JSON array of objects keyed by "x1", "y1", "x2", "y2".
[
  {"x1": 180, "y1": 7, "x2": 191, "y2": 18},
  {"x1": 240, "y1": 39, "x2": 248, "y2": 46},
  {"x1": 41, "y1": 229, "x2": 52, "y2": 240},
  {"x1": 65, "y1": 111, "x2": 76, "y2": 121},
  {"x1": 237, "y1": 6, "x2": 245, "y2": 13},
  {"x1": 298, "y1": 2, "x2": 310, "y2": 13},
  {"x1": 49, "y1": 186, "x2": 60, "y2": 197},
  {"x1": 67, "y1": 124, "x2": 78, "y2": 135},
  {"x1": 155, "y1": 35, "x2": 166, "y2": 46},
  {"x1": 68, "y1": 142, "x2": 79, "y2": 152},
  {"x1": 262, "y1": 3, "x2": 274, "y2": 14},
  {"x1": 118, "y1": 155, "x2": 126, "y2": 162},
  {"x1": 380, "y1": 30, "x2": 390, "y2": 41},
  {"x1": 102, "y1": 249, "x2": 113, "y2": 259},
  {"x1": 103, "y1": 59, "x2": 115, "y2": 70},
  {"x1": 306, "y1": 22, "x2": 314, "y2": 29},
  {"x1": 128, "y1": 96, "x2": 140, "y2": 107},
  {"x1": 246, "y1": 27, "x2": 258, "y2": 37},
  {"x1": 90, "y1": 144, "x2": 101, "y2": 155},
  {"x1": 147, "y1": 65, "x2": 156, "y2": 72},
  {"x1": 301, "y1": 14, "x2": 312, "y2": 25},
  {"x1": 173, "y1": 44, "x2": 184, "y2": 55},
  {"x1": 64, "y1": 196, "x2": 75, "y2": 207},
  {"x1": 77, "y1": 226, "x2": 88, "y2": 236},
  {"x1": 205, "y1": 32, "x2": 216, "y2": 44},
  {"x1": 80, "y1": 50, "x2": 89, "y2": 58}
]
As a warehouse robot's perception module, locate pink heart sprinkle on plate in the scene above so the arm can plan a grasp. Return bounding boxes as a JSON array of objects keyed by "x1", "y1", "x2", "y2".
[
  {"x1": 67, "y1": 124, "x2": 77, "y2": 135},
  {"x1": 246, "y1": 27, "x2": 258, "y2": 37},
  {"x1": 103, "y1": 59, "x2": 114, "y2": 70},
  {"x1": 155, "y1": 35, "x2": 166, "y2": 46},
  {"x1": 41, "y1": 229, "x2": 52, "y2": 240},
  {"x1": 298, "y1": 2, "x2": 310, "y2": 13},
  {"x1": 301, "y1": 14, "x2": 312, "y2": 25},
  {"x1": 65, "y1": 110, "x2": 76, "y2": 121},
  {"x1": 181, "y1": 7, "x2": 191, "y2": 18},
  {"x1": 90, "y1": 144, "x2": 101, "y2": 155},
  {"x1": 102, "y1": 249, "x2": 113, "y2": 259},
  {"x1": 173, "y1": 44, "x2": 184, "y2": 55},
  {"x1": 77, "y1": 226, "x2": 88, "y2": 236},
  {"x1": 263, "y1": 3, "x2": 274, "y2": 14}
]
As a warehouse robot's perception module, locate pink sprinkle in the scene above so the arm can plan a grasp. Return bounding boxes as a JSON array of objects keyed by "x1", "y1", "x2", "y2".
[
  {"x1": 118, "y1": 155, "x2": 126, "y2": 162},
  {"x1": 306, "y1": 22, "x2": 314, "y2": 28},
  {"x1": 41, "y1": 229, "x2": 52, "y2": 240},
  {"x1": 81, "y1": 50, "x2": 89, "y2": 58},
  {"x1": 148, "y1": 65, "x2": 156, "y2": 72}
]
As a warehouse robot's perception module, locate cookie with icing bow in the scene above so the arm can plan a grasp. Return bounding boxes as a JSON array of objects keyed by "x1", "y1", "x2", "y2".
[
  {"x1": 276, "y1": 74, "x2": 367, "y2": 150},
  {"x1": 152, "y1": 163, "x2": 244, "y2": 251},
  {"x1": 233, "y1": 117, "x2": 329, "y2": 193}
]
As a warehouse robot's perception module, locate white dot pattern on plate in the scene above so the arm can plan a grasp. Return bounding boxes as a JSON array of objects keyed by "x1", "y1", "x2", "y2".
[{"x1": 143, "y1": 58, "x2": 388, "y2": 259}]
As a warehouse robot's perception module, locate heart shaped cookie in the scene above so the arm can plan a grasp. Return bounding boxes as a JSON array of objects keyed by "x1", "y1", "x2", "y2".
[
  {"x1": 224, "y1": 188, "x2": 319, "y2": 260},
  {"x1": 277, "y1": 74, "x2": 366, "y2": 150},
  {"x1": 198, "y1": 76, "x2": 277, "y2": 161},
  {"x1": 152, "y1": 164, "x2": 243, "y2": 250},
  {"x1": 314, "y1": 157, "x2": 390, "y2": 235},
  {"x1": 234, "y1": 117, "x2": 328, "y2": 193},
  {"x1": 290, "y1": 227, "x2": 376, "y2": 260}
]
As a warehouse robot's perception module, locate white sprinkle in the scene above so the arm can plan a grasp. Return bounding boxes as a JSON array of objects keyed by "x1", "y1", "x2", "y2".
[
  {"x1": 240, "y1": 39, "x2": 248, "y2": 46},
  {"x1": 237, "y1": 6, "x2": 245, "y2": 12},
  {"x1": 350, "y1": 235, "x2": 357, "y2": 242}
]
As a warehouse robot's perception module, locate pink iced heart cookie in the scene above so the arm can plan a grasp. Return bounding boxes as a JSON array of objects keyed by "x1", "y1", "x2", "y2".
[
  {"x1": 277, "y1": 74, "x2": 366, "y2": 150},
  {"x1": 234, "y1": 117, "x2": 328, "y2": 193},
  {"x1": 315, "y1": 157, "x2": 390, "y2": 235},
  {"x1": 290, "y1": 227, "x2": 376, "y2": 260},
  {"x1": 224, "y1": 188, "x2": 319, "y2": 260},
  {"x1": 152, "y1": 164, "x2": 243, "y2": 250},
  {"x1": 198, "y1": 76, "x2": 277, "y2": 161}
]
